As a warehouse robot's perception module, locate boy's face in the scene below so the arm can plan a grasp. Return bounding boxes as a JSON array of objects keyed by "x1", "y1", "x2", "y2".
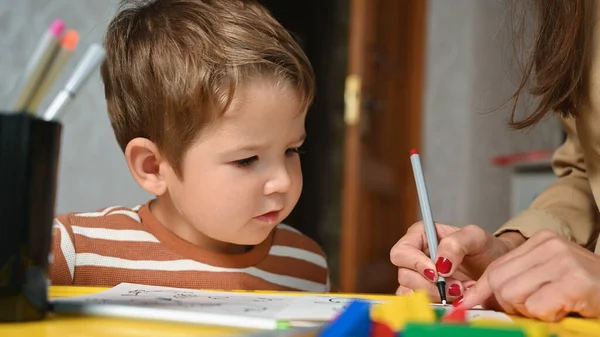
[{"x1": 159, "y1": 79, "x2": 305, "y2": 249}]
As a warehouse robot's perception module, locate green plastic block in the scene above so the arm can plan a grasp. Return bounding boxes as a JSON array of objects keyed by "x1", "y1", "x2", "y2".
[
  {"x1": 433, "y1": 308, "x2": 446, "y2": 321},
  {"x1": 403, "y1": 323, "x2": 527, "y2": 337}
]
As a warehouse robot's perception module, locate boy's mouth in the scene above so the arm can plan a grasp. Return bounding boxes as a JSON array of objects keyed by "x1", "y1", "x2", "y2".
[{"x1": 254, "y1": 210, "x2": 281, "y2": 223}]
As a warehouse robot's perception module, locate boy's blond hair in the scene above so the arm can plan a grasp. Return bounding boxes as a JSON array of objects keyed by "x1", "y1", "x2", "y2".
[{"x1": 100, "y1": 0, "x2": 315, "y2": 176}]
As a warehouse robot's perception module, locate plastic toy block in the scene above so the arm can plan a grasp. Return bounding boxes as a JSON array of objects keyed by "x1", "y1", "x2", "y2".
[
  {"x1": 559, "y1": 317, "x2": 600, "y2": 335},
  {"x1": 318, "y1": 299, "x2": 372, "y2": 337},
  {"x1": 369, "y1": 321, "x2": 395, "y2": 337},
  {"x1": 433, "y1": 307, "x2": 446, "y2": 321},
  {"x1": 403, "y1": 322, "x2": 527, "y2": 337},
  {"x1": 441, "y1": 307, "x2": 466, "y2": 323},
  {"x1": 370, "y1": 290, "x2": 435, "y2": 331},
  {"x1": 523, "y1": 325, "x2": 551, "y2": 337},
  {"x1": 471, "y1": 319, "x2": 550, "y2": 337},
  {"x1": 469, "y1": 318, "x2": 514, "y2": 327}
]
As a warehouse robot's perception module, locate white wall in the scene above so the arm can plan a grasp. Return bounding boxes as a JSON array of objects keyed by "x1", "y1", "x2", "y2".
[
  {"x1": 2, "y1": 0, "x2": 564, "y2": 227},
  {"x1": 422, "y1": 0, "x2": 563, "y2": 232},
  {"x1": 1, "y1": 0, "x2": 151, "y2": 214}
]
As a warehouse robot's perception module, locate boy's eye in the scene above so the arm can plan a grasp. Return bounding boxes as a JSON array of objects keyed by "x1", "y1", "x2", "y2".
[
  {"x1": 286, "y1": 147, "x2": 306, "y2": 155},
  {"x1": 234, "y1": 156, "x2": 258, "y2": 168}
]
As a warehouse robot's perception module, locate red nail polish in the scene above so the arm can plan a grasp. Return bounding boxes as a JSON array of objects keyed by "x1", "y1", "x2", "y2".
[
  {"x1": 448, "y1": 284, "x2": 461, "y2": 297},
  {"x1": 436, "y1": 257, "x2": 452, "y2": 274},
  {"x1": 452, "y1": 295, "x2": 464, "y2": 308},
  {"x1": 423, "y1": 269, "x2": 436, "y2": 281}
]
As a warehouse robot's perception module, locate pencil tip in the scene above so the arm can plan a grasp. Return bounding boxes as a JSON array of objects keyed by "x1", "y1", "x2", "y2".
[
  {"x1": 410, "y1": 149, "x2": 418, "y2": 155},
  {"x1": 442, "y1": 300, "x2": 447, "y2": 305}
]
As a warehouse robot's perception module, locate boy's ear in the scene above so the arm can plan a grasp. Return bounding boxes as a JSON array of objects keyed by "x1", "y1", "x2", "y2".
[{"x1": 125, "y1": 138, "x2": 170, "y2": 196}]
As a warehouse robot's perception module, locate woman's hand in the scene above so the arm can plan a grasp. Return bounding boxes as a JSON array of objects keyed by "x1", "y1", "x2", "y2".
[
  {"x1": 456, "y1": 230, "x2": 600, "y2": 321},
  {"x1": 390, "y1": 222, "x2": 525, "y2": 302}
]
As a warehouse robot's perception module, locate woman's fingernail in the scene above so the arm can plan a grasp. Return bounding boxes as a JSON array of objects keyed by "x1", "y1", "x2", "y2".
[
  {"x1": 423, "y1": 269, "x2": 436, "y2": 281},
  {"x1": 436, "y1": 257, "x2": 452, "y2": 274},
  {"x1": 448, "y1": 284, "x2": 461, "y2": 297},
  {"x1": 452, "y1": 295, "x2": 464, "y2": 308}
]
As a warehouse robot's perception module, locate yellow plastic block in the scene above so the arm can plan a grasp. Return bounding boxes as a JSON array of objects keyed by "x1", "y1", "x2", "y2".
[
  {"x1": 370, "y1": 291, "x2": 435, "y2": 331},
  {"x1": 559, "y1": 317, "x2": 600, "y2": 335},
  {"x1": 471, "y1": 318, "x2": 549, "y2": 337}
]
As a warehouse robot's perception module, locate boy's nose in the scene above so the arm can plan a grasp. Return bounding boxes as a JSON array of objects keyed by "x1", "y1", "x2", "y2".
[{"x1": 264, "y1": 166, "x2": 292, "y2": 195}]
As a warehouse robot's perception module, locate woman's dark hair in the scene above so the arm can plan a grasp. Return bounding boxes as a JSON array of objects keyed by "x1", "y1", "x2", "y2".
[{"x1": 508, "y1": 0, "x2": 592, "y2": 129}]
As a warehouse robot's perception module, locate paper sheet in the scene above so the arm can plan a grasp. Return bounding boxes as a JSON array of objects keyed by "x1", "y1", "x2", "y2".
[
  {"x1": 52, "y1": 283, "x2": 372, "y2": 321},
  {"x1": 52, "y1": 283, "x2": 511, "y2": 322},
  {"x1": 431, "y1": 303, "x2": 512, "y2": 322}
]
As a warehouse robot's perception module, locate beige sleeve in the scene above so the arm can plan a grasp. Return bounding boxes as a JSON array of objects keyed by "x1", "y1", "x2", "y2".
[{"x1": 495, "y1": 117, "x2": 598, "y2": 246}]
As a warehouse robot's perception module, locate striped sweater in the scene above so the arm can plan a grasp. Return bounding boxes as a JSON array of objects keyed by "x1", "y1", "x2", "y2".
[{"x1": 49, "y1": 200, "x2": 331, "y2": 292}]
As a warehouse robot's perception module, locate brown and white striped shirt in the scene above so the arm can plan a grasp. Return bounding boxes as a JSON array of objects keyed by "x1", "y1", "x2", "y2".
[{"x1": 49, "y1": 200, "x2": 331, "y2": 292}]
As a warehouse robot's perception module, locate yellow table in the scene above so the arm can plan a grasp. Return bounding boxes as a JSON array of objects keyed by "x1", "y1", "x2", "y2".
[{"x1": 0, "y1": 286, "x2": 598, "y2": 337}]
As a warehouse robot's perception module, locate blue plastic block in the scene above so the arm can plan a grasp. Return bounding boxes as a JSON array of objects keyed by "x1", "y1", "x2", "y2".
[{"x1": 318, "y1": 300, "x2": 372, "y2": 337}]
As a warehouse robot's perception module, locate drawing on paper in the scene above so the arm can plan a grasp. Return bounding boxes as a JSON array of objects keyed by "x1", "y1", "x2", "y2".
[{"x1": 52, "y1": 283, "x2": 511, "y2": 322}]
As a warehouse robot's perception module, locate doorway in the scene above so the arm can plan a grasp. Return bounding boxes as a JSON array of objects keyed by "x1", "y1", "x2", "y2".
[{"x1": 260, "y1": 0, "x2": 426, "y2": 294}]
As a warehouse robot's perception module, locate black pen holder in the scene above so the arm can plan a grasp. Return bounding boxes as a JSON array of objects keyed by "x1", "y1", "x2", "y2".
[{"x1": 0, "y1": 112, "x2": 62, "y2": 322}]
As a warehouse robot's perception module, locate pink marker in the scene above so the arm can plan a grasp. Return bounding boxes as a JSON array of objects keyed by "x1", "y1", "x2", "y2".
[
  {"x1": 49, "y1": 19, "x2": 66, "y2": 36},
  {"x1": 12, "y1": 19, "x2": 66, "y2": 113},
  {"x1": 26, "y1": 30, "x2": 80, "y2": 113}
]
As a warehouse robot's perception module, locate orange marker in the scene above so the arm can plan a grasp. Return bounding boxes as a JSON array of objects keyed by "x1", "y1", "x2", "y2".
[{"x1": 26, "y1": 29, "x2": 79, "y2": 113}]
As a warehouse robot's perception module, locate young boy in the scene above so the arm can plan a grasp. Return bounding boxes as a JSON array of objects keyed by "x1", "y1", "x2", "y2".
[{"x1": 49, "y1": 0, "x2": 330, "y2": 292}]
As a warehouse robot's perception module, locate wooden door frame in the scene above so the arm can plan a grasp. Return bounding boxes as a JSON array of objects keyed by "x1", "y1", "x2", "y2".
[{"x1": 340, "y1": 0, "x2": 427, "y2": 293}]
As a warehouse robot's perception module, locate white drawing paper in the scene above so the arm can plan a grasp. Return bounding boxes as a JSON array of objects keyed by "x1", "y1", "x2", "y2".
[{"x1": 52, "y1": 283, "x2": 511, "y2": 322}]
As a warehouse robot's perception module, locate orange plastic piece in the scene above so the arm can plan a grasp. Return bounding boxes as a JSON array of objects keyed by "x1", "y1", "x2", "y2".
[
  {"x1": 370, "y1": 321, "x2": 395, "y2": 337},
  {"x1": 441, "y1": 308, "x2": 467, "y2": 323}
]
